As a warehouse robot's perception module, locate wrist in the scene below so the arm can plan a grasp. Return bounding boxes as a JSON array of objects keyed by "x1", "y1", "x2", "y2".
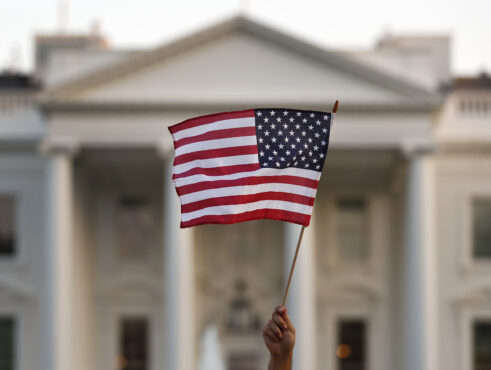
[{"x1": 269, "y1": 351, "x2": 293, "y2": 370}]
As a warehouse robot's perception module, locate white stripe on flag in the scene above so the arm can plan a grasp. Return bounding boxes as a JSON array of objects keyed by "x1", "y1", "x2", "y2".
[
  {"x1": 174, "y1": 167, "x2": 321, "y2": 187},
  {"x1": 175, "y1": 136, "x2": 257, "y2": 157},
  {"x1": 173, "y1": 154, "x2": 259, "y2": 175},
  {"x1": 179, "y1": 183, "x2": 317, "y2": 204},
  {"x1": 181, "y1": 200, "x2": 313, "y2": 222},
  {"x1": 172, "y1": 117, "x2": 255, "y2": 141}
]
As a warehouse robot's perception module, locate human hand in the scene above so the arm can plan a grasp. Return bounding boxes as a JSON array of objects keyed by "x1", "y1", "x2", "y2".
[{"x1": 262, "y1": 306, "x2": 296, "y2": 359}]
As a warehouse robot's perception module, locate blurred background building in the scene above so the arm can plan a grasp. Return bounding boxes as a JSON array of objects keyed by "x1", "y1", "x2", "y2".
[{"x1": 0, "y1": 14, "x2": 490, "y2": 370}]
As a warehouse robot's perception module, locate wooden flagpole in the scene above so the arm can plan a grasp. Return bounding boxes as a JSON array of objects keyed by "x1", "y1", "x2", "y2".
[
  {"x1": 282, "y1": 225, "x2": 306, "y2": 306},
  {"x1": 281, "y1": 100, "x2": 339, "y2": 307}
]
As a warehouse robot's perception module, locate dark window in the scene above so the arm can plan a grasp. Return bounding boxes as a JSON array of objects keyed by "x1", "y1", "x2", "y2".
[
  {"x1": 474, "y1": 321, "x2": 491, "y2": 370},
  {"x1": 0, "y1": 196, "x2": 15, "y2": 256},
  {"x1": 119, "y1": 318, "x2": 148, "y2": 370},
  {"x1": 472, "y1": 199, "x2": 491, "y2": 258},
  {"x1": 337, "y1": 320, "x2": 366, "y2": 370},
  {"x1": 116, "y1": 196, "x2": 156, "y2": 260},
  {"x1": 0, "y1": 317, "x2": 15, "y2": 370},
  {"x1": 336, "y1": 198, "x2": 368, "y2": 260}
]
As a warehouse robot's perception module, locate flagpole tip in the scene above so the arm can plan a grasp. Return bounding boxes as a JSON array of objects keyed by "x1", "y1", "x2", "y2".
[{"x1": 332, "y1": 100, "x2": 339, "y2": 114}]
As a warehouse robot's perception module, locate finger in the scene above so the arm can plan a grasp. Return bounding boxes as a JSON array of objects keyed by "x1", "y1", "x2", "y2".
[
  {"x1": 275, "y1": 306, "x2": 285, "y2": 315},
  {"x1": 264, "y1": 326, "x2": 278, "y2": 342},
  {"x1": 272, "y1": 312, "x2": 287, "y2": 330},
  {"x1": 281, "y1": 311, "x2": 295, "y2": 332},
  {"x1": 268, "y1": 320, "x2": 283, "y2": 339},
  {"x1": 275, "y1": 306, "x2": 295, "y2": 332}
]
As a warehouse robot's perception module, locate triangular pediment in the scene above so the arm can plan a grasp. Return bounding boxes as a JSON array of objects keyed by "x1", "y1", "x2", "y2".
[{"x1": 42, "y1": 17, "x2": 438, "y2": 108}]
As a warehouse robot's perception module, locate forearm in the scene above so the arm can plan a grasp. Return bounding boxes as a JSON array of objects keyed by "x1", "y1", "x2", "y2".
[{"x1": 268, "y1": 352, "x2": 293, "y2": 370}]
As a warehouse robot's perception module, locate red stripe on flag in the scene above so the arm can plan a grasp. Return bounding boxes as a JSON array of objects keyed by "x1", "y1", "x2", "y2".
[
  {"x1": 181, "y1": 192, "x2": 315, "y2": 213},
  {"x1": 172, "y1": 163, "x2": 261, "y2": 180},
  {"x1": 176, "y1": 175, "x2": 319, "y2": 195},
  {"x1": 180, "y1": 209, "x2": 311, "y2": 228},
  {"x1": 174, "y1": 127, "x2": 257, "y2": 149},
  {"x1": 174, "y1": 145, "x2": 258, "y2": 166},
  {"x1": 169, "y1": 109, "x2": 255, "y2": 134}
]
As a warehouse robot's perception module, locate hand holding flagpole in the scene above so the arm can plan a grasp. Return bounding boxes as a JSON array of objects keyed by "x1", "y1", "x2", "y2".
[
  {"x1": 169, "y1": 99, "x2": 337, "y2": 305},
  {"x1": 281, "y1": 100, "x2": 339, "y2": 307}
]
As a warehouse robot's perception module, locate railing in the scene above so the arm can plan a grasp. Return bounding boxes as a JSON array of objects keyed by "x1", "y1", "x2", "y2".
[
  {"x1": 0, "y1": 91, "x2": 37, "y2": 114},
  {"x1": 459, "y1": 97, "x2": 491, "y2": 116}
]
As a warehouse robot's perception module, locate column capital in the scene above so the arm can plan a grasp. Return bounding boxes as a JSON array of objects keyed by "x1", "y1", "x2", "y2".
[
  {"x1": 155, "y1": 138, "x2": 174, "y2": 160},
  {"x1": 39, "y1": 137, "x2": 80, "y2": 157},
  {"x1": 400, "y1": 141, "x2": 436, "y2": 160}
]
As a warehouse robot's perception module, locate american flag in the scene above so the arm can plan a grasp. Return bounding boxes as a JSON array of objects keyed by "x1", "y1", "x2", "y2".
[{"x1": 168, "y1": 108, "x2": 333, "y2": 228}]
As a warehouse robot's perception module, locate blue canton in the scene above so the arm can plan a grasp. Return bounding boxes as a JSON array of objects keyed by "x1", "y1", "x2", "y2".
[{"x1": 254, "y1": 109, "x2": 332, "y2": 172}]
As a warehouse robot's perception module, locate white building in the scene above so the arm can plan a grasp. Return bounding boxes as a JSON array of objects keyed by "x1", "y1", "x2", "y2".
[{"x1": 0, "y1": 16, "x2": 490, "y2": 370}]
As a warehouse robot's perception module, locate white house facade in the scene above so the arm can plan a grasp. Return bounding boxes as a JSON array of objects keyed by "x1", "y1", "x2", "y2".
[{"x1": 0, "y1": 16, "x2": 490, "y2": 370}]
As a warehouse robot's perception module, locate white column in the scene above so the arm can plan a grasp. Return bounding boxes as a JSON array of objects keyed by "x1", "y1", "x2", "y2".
[
  {"x1": 401, "y1": 152, "x2": 437, "y2": 370},
  {"x1": 163, "y1": 157, "x2": 195, "y2": 370},
  {"x1": 284, "y1": 222, "x2": 317, "y2": 370},
  {"x1": 43, "y1": 150, "x2": 75, "y2": 370}
]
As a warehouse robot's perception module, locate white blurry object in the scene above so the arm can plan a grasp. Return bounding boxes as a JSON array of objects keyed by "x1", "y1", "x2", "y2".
[{"x1": 198, "y1": 325, "x2": 226, "y2": 370}]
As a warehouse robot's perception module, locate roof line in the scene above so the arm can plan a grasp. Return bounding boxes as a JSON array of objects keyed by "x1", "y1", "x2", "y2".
[
  {"x1": 41, "y1": 15, "x2": 439, "y2": 101},
  {"x1": 237, "y1": 18, "x2": 437, "y2": 98},
  {"x1": 39, "y1": 99, "x2": 441, "y2": 113}
]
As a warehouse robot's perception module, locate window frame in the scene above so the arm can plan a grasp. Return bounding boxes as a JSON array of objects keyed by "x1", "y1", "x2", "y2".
[
  {"x1": 459, "y1": 191, "x2": 491, "y2": 273},
  {"x1": 337, "y1": 318, "x2": 367, "y2": 370},
  {"x1": 0, "y1": 312, "x2": 18, "y2": 370},
  {"x1": 0, "y1": 158, "x2": 46, "y2": 269},
  {"x1": 472, "y1": 319, "x2": 491, "y2": 370},
  {"x1": 96, "y1": 191, "x2": 162, "y2": 274},
  {"x1": 334, "y1": 197, "x2": 370, "y2": 263},
  {"x1": 470, "y1": 197, "x2": 491, "y2": 259},
  {"x1": 114, "y1": 195, "x2": 158, "y2": 262},
  {"x1": 96, "y1": 304, "x2": 159, "y2": 370},
  {"x1": 321, "y1": 305, "x2": 374, "y2": 370},
  {"x1": 460, "y1": 307, "x2": 491, "y2": 370},
  {"x1": 320, "y1": 193, "x2": 388, "y2": 274},
  {"x1": 0, "y1": 193, "x2": 19, "y2": 261},
  {"x1": 118, "y1": 316, "x2": 150, "y2": 370}
]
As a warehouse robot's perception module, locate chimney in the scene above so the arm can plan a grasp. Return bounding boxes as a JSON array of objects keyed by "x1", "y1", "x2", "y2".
[{"x1": 33, "y1": 32, "x2": 107, "y2": 81}]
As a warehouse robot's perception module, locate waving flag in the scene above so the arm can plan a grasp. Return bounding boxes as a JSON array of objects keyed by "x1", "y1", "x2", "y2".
[{"x1": 168, "y1": 108, "x2": 333, "y2": 228}]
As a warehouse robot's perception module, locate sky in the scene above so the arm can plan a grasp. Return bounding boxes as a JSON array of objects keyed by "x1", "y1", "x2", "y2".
[{"x1": 1, "y1": 0, "x2": 490, "y2": 75}]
